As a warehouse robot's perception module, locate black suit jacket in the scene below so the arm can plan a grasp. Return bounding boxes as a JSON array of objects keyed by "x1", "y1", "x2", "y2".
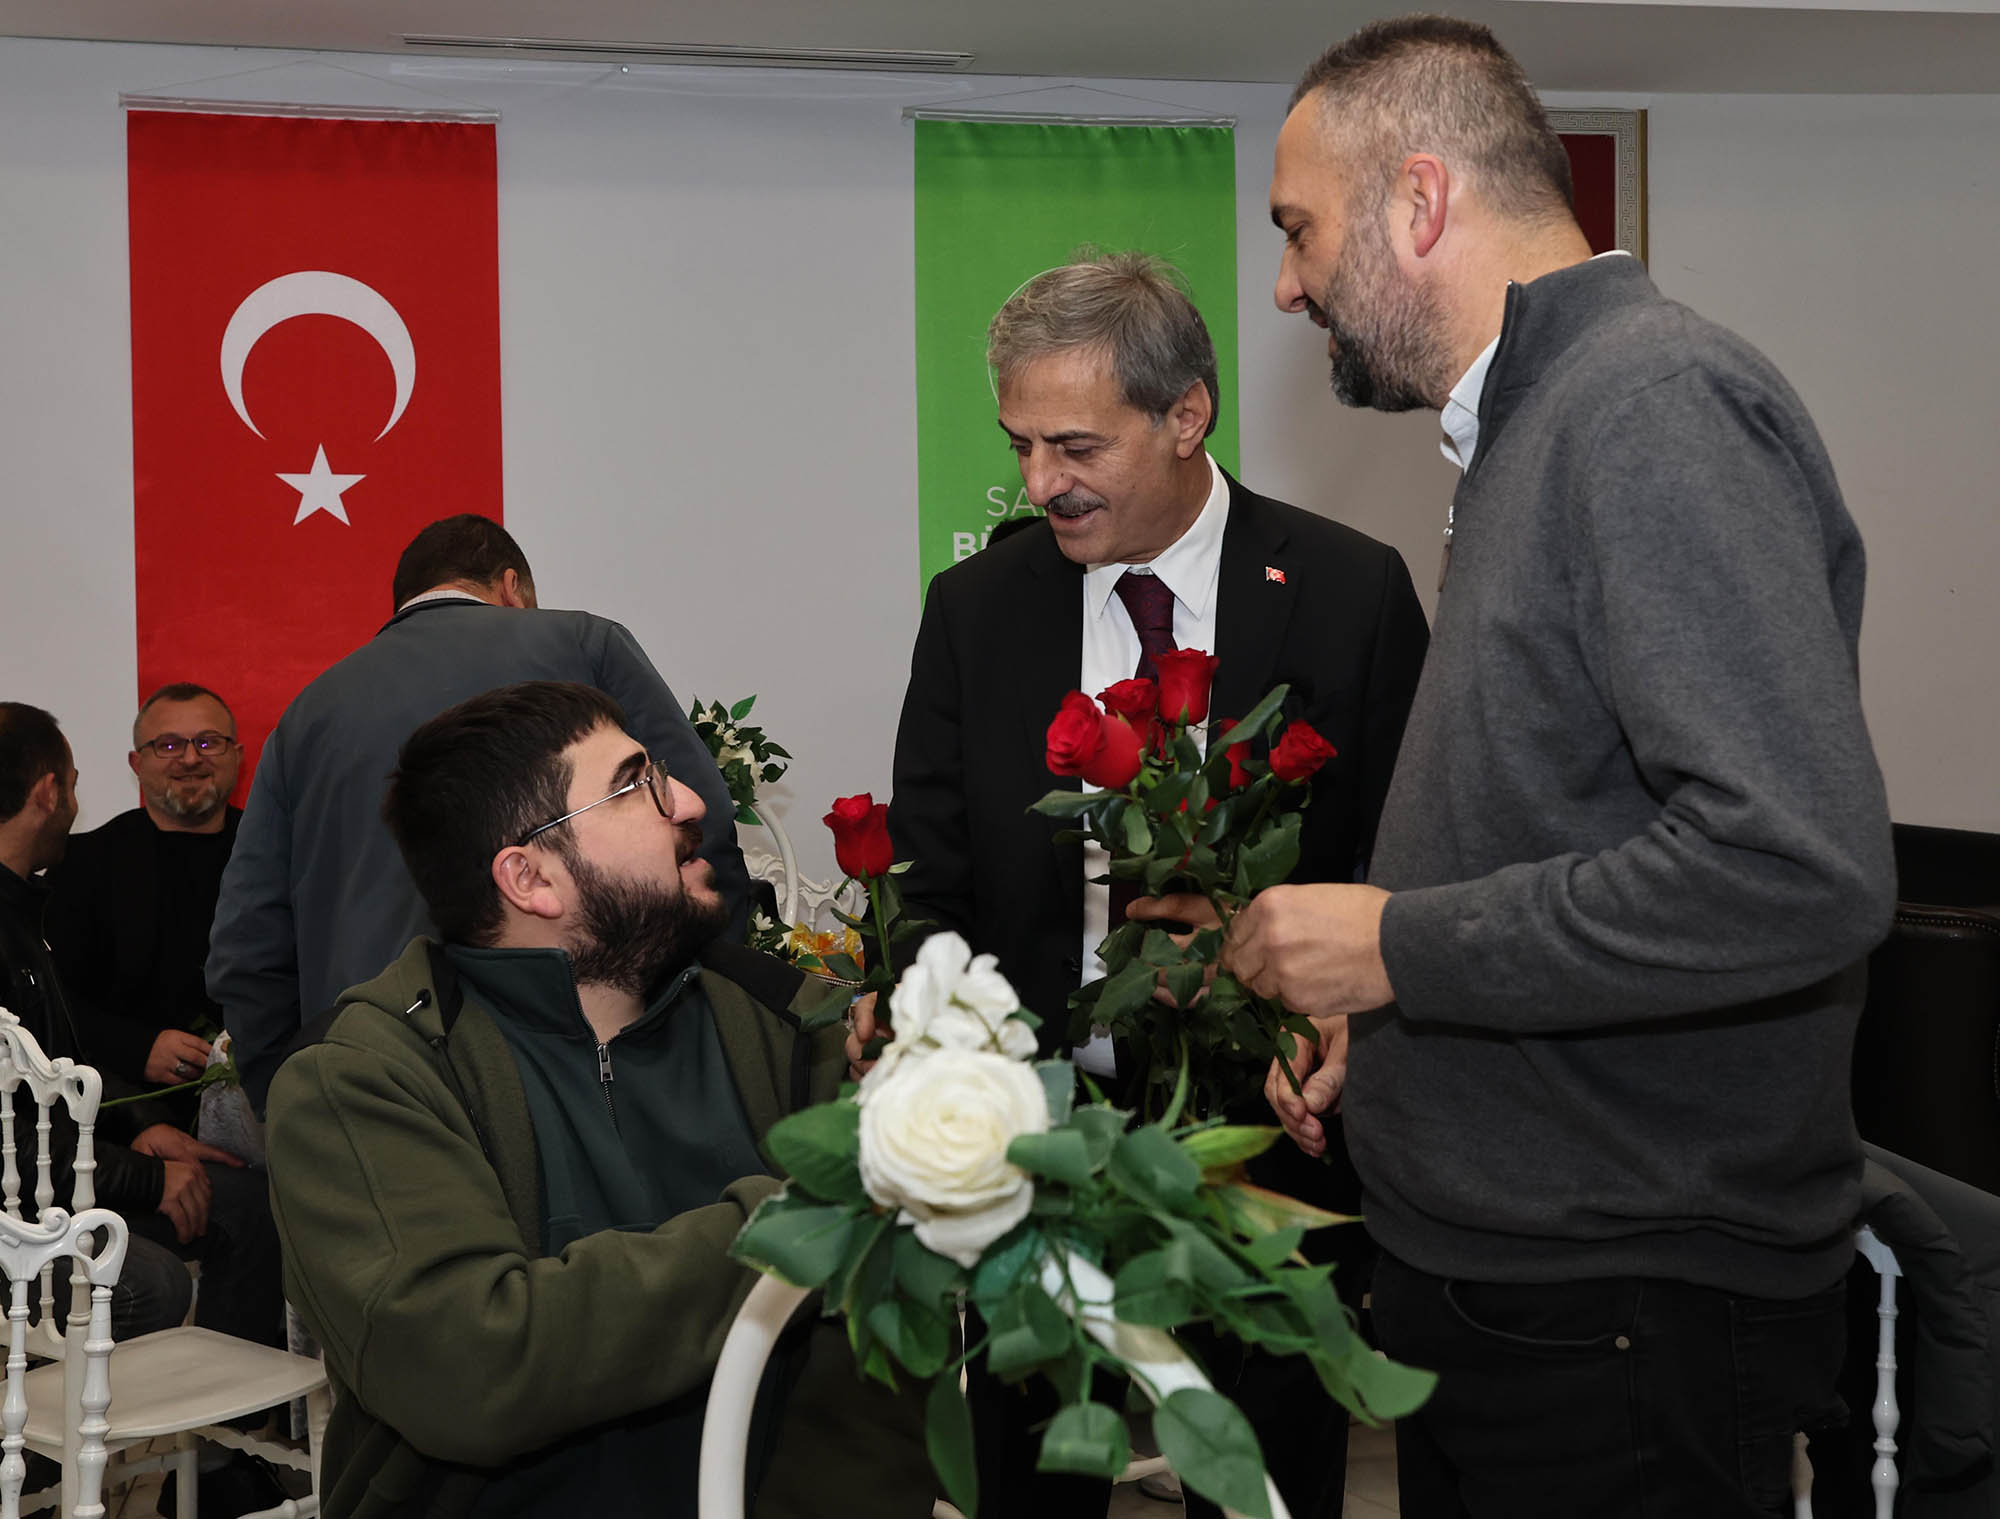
[
  {"x1": 44, "y1": 804, "x2": 242, "y2": 1083},
  {"x1": 889, "y1": 471, "x2": 1431, "y2": 1060}
]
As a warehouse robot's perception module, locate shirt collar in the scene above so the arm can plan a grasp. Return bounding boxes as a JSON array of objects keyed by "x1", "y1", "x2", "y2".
[
  {"x1": 1440, "y1": 336, "x2": 1499, "y2": 474},
  {"x1": 395, "y1": 587, "x2": 490, "y2": 615},
  {"x1": 1083, "y1": 453, "x2": 1230, "y2": 623}
]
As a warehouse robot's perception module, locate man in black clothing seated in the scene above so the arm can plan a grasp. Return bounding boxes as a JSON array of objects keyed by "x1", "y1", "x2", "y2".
[
  {"x1": 46, "y1": 683, "x2": 242, "y2": 1089},
  {"x1": 0, "y1": 701, "x2": 279, "y2": 1349}
]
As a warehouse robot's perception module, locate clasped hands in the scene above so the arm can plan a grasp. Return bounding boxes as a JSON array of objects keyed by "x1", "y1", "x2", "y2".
[{"x1": 843, "y1": 882, "x2": 1396, "y2": 1157}]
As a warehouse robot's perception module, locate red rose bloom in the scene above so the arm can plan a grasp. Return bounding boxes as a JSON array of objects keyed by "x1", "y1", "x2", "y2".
[
  {"x1": 1218, "y1": 720, "x2": 1253, "y2": 790},
  {"x1": 1097, "y1": 678, "x2": 1158, "y2": 727},
  {"x1": 1080, "y1": 713, "x2": 1145, "y2": 792},
  {"x1": 1154, "y1": 648, "x2": 1221, "y2": 725},
  {"x1": 823, "y1": 793, "x2": 894, "y2": 879},
  {"x1": 1046, "y1": 691, "x2": 1106, "y2": 777},
  {"x1": 1268, "y1": 721, "x2": 1338, "y2": 783}
]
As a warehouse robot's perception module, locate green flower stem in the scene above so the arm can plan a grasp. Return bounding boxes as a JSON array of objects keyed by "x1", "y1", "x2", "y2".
[{"x1": 99, "y1": 1062, "x2": 239, "y2": 1109}]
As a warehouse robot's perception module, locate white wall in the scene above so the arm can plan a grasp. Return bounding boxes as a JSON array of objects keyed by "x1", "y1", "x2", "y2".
[{"x1": 1, "y1": 38, "x2": 1994, "y2": 897}]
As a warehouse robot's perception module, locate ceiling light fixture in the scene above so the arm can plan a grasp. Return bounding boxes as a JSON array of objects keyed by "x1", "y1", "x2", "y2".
[{"x1": 399, "y1": 35, "x2": 975, "y2": 71}]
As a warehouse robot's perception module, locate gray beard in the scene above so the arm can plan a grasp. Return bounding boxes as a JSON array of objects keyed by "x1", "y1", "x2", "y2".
[{"x1": 155, "y1": 782, "x2": 225, "y2": 825}]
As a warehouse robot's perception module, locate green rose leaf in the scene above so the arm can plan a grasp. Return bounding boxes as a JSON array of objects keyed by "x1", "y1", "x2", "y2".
[
  {"x1": 926, "y1": 1374, "x2": 980, "y2": 1518},
  {"x1": 1162, "y1": 962, "x2": 1206, "y2": 1010},
  {"x1": 1068, "y1": 1105, "x2": 1129, "y2": 1171},
  {"x1": 1344, "y1": 1343, "x2": 1440, "y2": 1421},
  {"x1": 762, "y1": 1101, "x2": 866, "y2": 1206},
  {"x1": 1138, "y1": 929, "x2": 1187, "y2": 969},
  {"x1": 1036, "y1": 1401, "x2": 1132, "y2": 1481},
  {"x1": 1214, "y1": 685, "x2": 1290, "y2": 753},
  {"x1": 1030, "y1": 789, "x2": 1101, "y2": 819},
  {"x1": 1155, "y1": 1387, "x2": 1274, "y2": 1519},
  {"x1": 731, "y1": 1196, "x2": 857, "y2": 1289},
  {"x1": 1112, "y1": 1242, "x2": 1195, "y2": 1327},
  {"x1": 1091, "y1": 958, "x2": 1161, "y2": 1028},
  {"x1": 1236, "y1": 813, "x2": 1303, "y2": 896},
  {"x1": 969, "y1": 1223, "x2": 1040, "y2": 1312},
  {"x1": 986, "y1": 1283, "x2": 1074, "y2": 1379},
  {"x1": 1122, "y1": 805, "x2": 1153, "y2": 856},
  {"x1": 729, "y1": 694, "x2": 757, "y2": 720},
  {"x1": 1037, "y1": 1060, "x2": 1076, "y2": 1125},
  {"x1": 1109, "y1": 1125, "x2": 1203, "y2": 1213},
  {"x1": 1240, "y1": 1225, "x2": 1308, "y2": 1270},
  {"x1": 1007, "y1": 1128, "x2": 1096, "y2": 1186},
  {"x1": 868, "y1": 1296, "x2": 951, "y2": 1379},
  {"x1": 891, "y1": 1228, "x2": 965, "y2": 1309}
]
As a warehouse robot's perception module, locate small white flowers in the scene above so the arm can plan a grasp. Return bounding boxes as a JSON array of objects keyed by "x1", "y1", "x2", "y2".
[{"x1": 856, "y1": 932, "x2": 1048, "y2": 1267}]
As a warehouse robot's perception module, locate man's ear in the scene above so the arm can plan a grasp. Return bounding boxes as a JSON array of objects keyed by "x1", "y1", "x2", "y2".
[
  {"x1": 127, "y1": 750, "x2": 143, "y2": 780},
  {"x1": 27, "y1": 771, "x2": 62, "y2": 817},
  {"x1": 1170, "y1": 378, "x2": 1213, "y2": 459},
  {"x1": 492, "y1": 845, "x2": 565, "y2": 922},
  {"x1": 1402, "y1": 153, "x2": 1450, "y2": 261},
  {"x1": 495, "y1": 569, "x2": 533, "y2": 610}
]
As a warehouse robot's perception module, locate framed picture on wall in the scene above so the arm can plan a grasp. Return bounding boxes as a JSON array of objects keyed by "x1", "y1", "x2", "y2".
[{"x1": 1549, "y1": 109, "x2": 1646, "y2": 261}]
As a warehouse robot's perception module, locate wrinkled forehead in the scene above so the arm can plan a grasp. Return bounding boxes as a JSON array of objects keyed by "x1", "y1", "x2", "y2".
[
  {"x1": 136, "y1": 696, "x2": 233, "y2": 744},
  {"x1": 996, "y1": 346, "x2": 1138, "y2": 433}
]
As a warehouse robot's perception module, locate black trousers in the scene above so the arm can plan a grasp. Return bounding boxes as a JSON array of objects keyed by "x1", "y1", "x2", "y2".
[{"x1": 1371, "y1": 1251, "x2": 1849, "y2": 1519}]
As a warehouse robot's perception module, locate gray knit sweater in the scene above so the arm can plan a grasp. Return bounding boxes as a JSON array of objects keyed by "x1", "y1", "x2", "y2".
[{"x1": 1357, "y1": 256, "x2": 1895, "y2": 1298}]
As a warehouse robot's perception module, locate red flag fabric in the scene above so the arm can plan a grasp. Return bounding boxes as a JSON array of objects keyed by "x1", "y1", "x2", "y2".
[{"x1": 126, "y1": 109, "x2": 501, "y2": 792}]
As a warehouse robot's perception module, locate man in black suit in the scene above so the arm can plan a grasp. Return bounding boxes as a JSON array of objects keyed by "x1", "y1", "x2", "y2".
[
  {"x1": 884, "y1": 252, "x2": 1431, "y2": 1519},
  {"x1": 46, "y1": 682, "x2": 244, "y2": 1090}
]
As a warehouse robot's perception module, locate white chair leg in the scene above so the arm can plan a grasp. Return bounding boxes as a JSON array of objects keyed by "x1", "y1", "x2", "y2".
[
  {"x1": 1791, "y1": 1429, "x2": 1814, "y2": 1518},
  {"x1": 1854, "y1": 1226, "x2": 1902, "y2": 1519},
  {"x1": 697, "y1": 1275, "x2": 809, "y2": 1519},
  {"x1": 174, "y1": 1436, "x2": 200, "y2": 1519},
  {"x1": 308, "y1": 1382, "x2": 331, "y2": 1497}
]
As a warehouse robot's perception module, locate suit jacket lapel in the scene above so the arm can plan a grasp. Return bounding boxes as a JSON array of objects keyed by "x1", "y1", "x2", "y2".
[
  {"x1": 1013, "y1": 532, "x2": 1086, "y2": 767},
  {"x1": 1212, "y1": 472, "x2": 1297, "y2": 731}
]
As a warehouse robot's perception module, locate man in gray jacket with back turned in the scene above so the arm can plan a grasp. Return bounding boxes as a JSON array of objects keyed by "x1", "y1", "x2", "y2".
[
  {"x1": 1225, "y1": 17, "x2": 1896, "y2": 1518},
  {"x1": 210, "y1": 514, "x2": 749, "y2": 1114}
]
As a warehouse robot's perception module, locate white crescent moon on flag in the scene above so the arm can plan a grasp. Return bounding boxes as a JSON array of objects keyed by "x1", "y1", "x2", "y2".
[{"x1": 220, "y1": 271, "x2": 416, "y2": 442}]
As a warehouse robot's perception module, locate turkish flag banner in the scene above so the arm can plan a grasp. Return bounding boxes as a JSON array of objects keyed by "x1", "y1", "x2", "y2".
[{"x1": 126, "y1": 109, "x2": 501, "y2": 788}]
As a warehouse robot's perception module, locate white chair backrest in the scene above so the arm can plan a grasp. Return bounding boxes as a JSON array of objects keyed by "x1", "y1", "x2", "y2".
[
  {"x1": 0, "y1": 1008, "x2": 104, "y2": 1361},
  {"x1": 0, "y1": 1205, "x2": 127, "y2": 1519}
]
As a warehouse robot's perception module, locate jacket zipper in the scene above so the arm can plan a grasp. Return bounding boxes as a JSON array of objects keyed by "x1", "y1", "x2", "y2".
[{"x1": 596, "y1": 1041, "x2": 618, "y2": 1128}]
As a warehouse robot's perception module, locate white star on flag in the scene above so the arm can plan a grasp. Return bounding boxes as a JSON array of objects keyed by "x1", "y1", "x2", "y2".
[{"x1": 276, "y1": 445, "x2": 364, "y2": 525}]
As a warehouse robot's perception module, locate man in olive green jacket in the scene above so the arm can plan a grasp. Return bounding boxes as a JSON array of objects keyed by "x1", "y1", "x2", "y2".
[{"x1": 265, "y1": 681, "x2": 930, "y2": 1518}]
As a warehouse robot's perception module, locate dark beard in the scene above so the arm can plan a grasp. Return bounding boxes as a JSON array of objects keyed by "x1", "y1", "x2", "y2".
[
  {"x1": 1314, "y1": 209, "x2": 1451, "y2": 414},
  {"x1": 562, "y1": 848, "x2": 726, "y2": 997}
]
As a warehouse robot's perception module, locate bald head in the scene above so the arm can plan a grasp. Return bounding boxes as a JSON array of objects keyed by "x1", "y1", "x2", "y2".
[{"x1": 1290, "y1": 16, "x2": 1574, "y2": 233}]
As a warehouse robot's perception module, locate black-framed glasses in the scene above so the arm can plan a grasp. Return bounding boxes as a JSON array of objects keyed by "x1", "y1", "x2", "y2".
[
  {"x1": 517, "y1": 760, "x2": 670, "y2": 847},
  {"x1": 137, "y1": 730, "x2": 236, "y2": 760}
]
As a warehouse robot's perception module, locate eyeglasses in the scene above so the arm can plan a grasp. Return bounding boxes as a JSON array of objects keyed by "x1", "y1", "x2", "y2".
[
  {"x1": 136, "y1": 731, "x2": 237, "y2": 760},
  {"x1": 517, "y1": 760, "x2": 670, "y2": 847}
]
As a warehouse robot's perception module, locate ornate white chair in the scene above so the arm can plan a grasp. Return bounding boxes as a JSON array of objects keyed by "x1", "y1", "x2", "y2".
[
  {"x1": 0, "y1": 1007, "x2": 330, "y2": 1518},
  {"x1": 742, "y1": 805, "x2": 863, "y2": 941},
  {"x1": 696, "y1": 1252, "x2": 1290, "y2": 1519},
  {"x1": 0, "y1": 1202, "x2": 126, "y2": 1519},
  {"x1": 1793, "y1": 1225, "x2": 1904, "y2": 1519}
]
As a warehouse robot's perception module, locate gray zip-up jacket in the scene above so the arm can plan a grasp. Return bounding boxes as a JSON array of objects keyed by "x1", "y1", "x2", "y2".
[{"x1": 1355, "y1": 255, "x2": 1895, "y2": 1298}]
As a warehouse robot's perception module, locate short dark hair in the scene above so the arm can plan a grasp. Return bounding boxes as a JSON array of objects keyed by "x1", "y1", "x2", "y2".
[
  {"x1": 383, "y1": 682, "x2": 626, "y2": 946},
  {"x1": 391, "y1": 515, "x2": 536, "y2": 611},
  {"x1": 132, "y1": 683, "x2": 235, "y2": 748},
  {"x1": 0, "y1": 703, "x2": 68, "y2": 823},
  {"x1": 988, "y1": 250, "x2": 1222, "y2": 440},
  {"x1": 1291, "y1": 16, "x2": 1574, "y2": 227}
]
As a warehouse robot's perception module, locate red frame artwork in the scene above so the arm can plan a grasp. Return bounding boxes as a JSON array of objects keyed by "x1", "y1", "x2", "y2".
[{"x1": 1550, "y1": 110, "x2": 1647, "y2": 261}]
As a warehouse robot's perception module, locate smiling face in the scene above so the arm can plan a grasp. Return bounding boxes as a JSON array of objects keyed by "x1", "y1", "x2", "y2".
[
  {"x1": 542, "y1": 722, "x2": 724, "y2": 992},
  {"x1": 129, "y1": 693, "x2": 240, "y2": 830},
  {"x1": 996, "y1": 347, "x2": 1210, "y2": 567},
  {"x1": 1270, "y1": 99, "x2": 1452, "y2": 413}
]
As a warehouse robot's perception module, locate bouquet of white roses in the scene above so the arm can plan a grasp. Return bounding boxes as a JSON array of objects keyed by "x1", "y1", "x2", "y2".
[{"x1": 731, "y1": 932, "x2": 1432, "y2": 1519}]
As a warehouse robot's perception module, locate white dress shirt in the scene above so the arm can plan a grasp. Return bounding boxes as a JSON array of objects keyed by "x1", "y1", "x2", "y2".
[{"x1": 1072, "y1": 452, "x2": 1229, "y2": 1075}]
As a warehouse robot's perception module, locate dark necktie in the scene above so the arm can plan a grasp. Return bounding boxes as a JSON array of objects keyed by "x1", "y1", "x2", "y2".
[
  {"x1": 1107, "y1": 570, "x2": 1178, "y2": 933},
  {"x1": 1114, "y1": 570, "x2": 1177, "y2": 683}
]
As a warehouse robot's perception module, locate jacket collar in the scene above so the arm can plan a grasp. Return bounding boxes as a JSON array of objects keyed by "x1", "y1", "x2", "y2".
[
  {"x1": 0, "y1": 860, "x2": 47, "y2": 916},
  {"x1": 376, "y1": 593, "x2": 491, "y2": 637},
  {"x1": 444, "y1": 943, "x2": 702, "y2": 1043},
  {"x1": 1478, "y1": 254, "x2": 1658, "y2": 467}
]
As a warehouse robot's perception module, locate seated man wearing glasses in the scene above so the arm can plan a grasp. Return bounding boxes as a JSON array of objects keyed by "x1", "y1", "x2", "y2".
[
  {"x1": 264, "y1": 681, "x2": 929, "y2": 1519},
  {"x1": 45, "y1": 683, "x2": 243, "y2": 1091}
]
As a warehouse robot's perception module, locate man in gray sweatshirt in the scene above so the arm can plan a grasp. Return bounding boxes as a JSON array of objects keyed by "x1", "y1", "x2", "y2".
[{"x1": 1236, "y1": 17, "x2": 1895, "y2": 1517}]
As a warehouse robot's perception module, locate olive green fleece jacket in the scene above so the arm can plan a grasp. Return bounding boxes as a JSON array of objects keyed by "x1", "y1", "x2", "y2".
[{"x1": 266, "y1": 937, "x2": 932, "y2": 1519}]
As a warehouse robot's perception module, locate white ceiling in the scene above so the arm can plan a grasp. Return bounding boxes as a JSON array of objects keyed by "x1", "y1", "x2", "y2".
[{"x1": 2, "y1": 0, "x2": 1998, "y2": 94}]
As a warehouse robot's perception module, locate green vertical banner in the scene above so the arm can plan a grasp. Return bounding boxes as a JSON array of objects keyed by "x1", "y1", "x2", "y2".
[{"x1": 913, "y1": 119, "x2": 1238, "y2": 598}]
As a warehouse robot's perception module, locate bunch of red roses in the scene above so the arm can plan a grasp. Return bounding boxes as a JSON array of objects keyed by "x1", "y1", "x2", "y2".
[{"x1": 1034, "y1": 654, "x2": 1337, "y2": 1116}]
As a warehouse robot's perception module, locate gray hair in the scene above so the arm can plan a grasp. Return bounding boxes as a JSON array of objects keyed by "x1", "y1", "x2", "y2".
[
  {"x1": 133, "y1": 682, "x2": 235, "y2": 748},
  {"x1": 1291, "y1": 16, "x2": 1573, "y2": 230},
  {"x1": 987, "y1": 250, "x2": 1220, "y2": 439}
]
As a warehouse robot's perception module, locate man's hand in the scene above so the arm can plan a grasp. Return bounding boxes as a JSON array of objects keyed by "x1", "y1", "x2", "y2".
[
  {"x1": 144, "y1": 1029, "x2": 214, "y2": 1086},
  {"x1": 130, "y1": 1123, "x2": 245, "y2": 1169},
  {"x1": 156, "y1": 1160, "x2": 212, "y2": 1244},
  {"x1": 1128, "y1": 894, "x2": 1222, "y2": 1007},
  {"x1": 1224, "y1": 883, "x2": 1395, "y2": 1019},
  {"x1": 1265, "y1": 1016, "x2": 1350, "y2": 1158},
  {"x1": 844, "y1": 991, "x2": 883, "y2": 1082}
]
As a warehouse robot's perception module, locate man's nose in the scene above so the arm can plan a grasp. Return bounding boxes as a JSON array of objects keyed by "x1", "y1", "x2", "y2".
[
  {"x1": 1020, "y1": 450, "x2": 1070, "y2": 507},
  {"x1": 1274, "y1": 249, "x2": 1308, "y2": 314},
  {"x1": 667, "y1": 776, "x2": 707, "y2": 827}
]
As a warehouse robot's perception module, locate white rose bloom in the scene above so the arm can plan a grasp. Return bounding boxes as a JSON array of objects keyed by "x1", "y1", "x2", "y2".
[
  {"x1": 887, "y1": 932, "x2": 1032, "y2": 1060},
  {"x1": 857, "y1": 1046, "x2": 1049, "y2": 1268}
]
